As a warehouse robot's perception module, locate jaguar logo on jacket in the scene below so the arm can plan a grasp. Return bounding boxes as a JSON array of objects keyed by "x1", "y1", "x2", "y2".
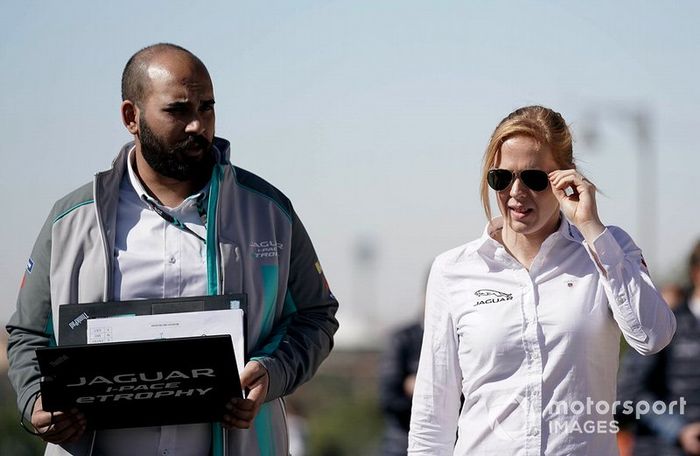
[{"x1": 249, "y1": 240, "x2": 284, "y2": 259}]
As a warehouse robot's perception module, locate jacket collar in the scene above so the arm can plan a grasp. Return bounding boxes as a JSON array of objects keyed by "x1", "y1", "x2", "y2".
[{"x1": 96, "y1": 136, "x2": 232, "y2": 300}]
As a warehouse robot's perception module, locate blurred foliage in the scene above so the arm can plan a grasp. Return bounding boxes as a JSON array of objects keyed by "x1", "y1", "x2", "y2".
[
  {"x1": 307, "y1": 395, "x2": 382, "y2": 456},
  {"x1": 0, "y1": 372, "x2": 44, "y2": 456},
  {"x1": 288, "y1": 349, "x2": 384, "y2": 456}
]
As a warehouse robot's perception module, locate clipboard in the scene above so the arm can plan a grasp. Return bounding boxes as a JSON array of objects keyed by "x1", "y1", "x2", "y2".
[
  {"x1": 58, "y1": 294, "x2": 247, "y2": 347},
  {"x1": 37, "y1": 335, "x2": 241, "y2": 429}
]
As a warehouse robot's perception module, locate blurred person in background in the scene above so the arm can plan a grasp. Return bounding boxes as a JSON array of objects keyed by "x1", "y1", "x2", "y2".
[
  {"x1": 617, "y1": 240, "x2": 700, "y2": 456},
  {"x1": 378, "y1": 319, "x2": 423, "y2": 455},
  {"x1": 379, "y1": 276, "x2": 428, "y2": 456},
  {"x1": 661, "y1": 282, "x2": 685, "y2": 311},
  {"x1": 408, "y1": 105, "x2": 676, "y2": 455}
]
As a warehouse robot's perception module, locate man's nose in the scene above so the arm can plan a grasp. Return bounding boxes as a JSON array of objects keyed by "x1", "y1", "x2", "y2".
[{"x1": 185, "y1": 115, "x2": 205, "y2": 135}]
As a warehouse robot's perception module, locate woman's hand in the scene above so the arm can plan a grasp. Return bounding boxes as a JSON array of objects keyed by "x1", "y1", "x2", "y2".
[{"x1": 549, "y1": 170, "x2": 605, "y2": 242}]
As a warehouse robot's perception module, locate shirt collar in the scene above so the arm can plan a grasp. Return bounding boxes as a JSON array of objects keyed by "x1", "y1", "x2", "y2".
[
  {"x1": 126, "y1": 147, "x2": 210, "y2": 211},
  {"x1": 475, "y1": 213, "x2": 582, "y2": 259}
]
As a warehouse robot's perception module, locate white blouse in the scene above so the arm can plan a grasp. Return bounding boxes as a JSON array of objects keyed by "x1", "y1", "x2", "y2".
[{"x1": 408, "y1": 216, "x2": 676, "y2": 456}]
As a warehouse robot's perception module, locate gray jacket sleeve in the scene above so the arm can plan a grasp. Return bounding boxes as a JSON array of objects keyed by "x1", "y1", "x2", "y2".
[
  {"x1": 252, "y1": 208, "x2": 339, "y2": 401},
  {"x1": 6, "y1": 210, "x2": 56, "y2": 421}
]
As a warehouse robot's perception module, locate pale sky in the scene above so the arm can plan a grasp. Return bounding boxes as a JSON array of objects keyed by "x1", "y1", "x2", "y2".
[{"x1": 1, "y1": 1, "x2": 698, "y2": 347}]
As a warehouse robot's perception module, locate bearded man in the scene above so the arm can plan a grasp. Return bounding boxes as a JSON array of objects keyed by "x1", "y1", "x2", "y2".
[{"x1": 6, "y1": 43, "x2": 339, "y2": 456}]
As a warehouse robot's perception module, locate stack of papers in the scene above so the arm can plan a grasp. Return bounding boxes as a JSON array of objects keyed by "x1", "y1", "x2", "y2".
[{"x1": 86, "y1": 309, "x2": 245, "y2": 376}]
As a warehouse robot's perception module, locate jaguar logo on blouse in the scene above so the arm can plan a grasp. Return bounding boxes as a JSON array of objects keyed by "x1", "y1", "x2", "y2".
[{"x1": 474, "y1": 289, "x2": 513, "y2": 306}]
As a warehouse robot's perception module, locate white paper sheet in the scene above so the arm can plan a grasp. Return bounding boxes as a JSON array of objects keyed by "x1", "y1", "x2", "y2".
[{"x1": 86, "y1": 309, "x2": 245, "y2": 376}]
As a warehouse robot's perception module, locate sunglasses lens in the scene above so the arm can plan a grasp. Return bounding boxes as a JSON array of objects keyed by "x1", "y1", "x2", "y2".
[
  {"x1": 521, "y1": 170, "x2": 550, "y2": 191},
  {"x1": 487, "y1": 169, "x2": 513, "y2": 191}
]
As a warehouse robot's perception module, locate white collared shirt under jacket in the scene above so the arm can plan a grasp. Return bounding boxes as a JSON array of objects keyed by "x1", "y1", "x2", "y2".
[
  {"x1": 93, "y1": 149, "x2": 211, "y2": 455},
  {"x1": 408, "y1": 217, "x2": 676, "y2": 456}
]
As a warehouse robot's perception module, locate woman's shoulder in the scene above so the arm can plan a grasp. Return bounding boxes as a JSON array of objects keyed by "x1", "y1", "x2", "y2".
[{"x1": 433, "y1": 237, "x2": 486, "y2": 269}]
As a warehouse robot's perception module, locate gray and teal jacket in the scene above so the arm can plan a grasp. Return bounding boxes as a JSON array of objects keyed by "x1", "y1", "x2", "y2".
[{"x1": 6, "y1": 137, "x2": 339, "y2": 456}]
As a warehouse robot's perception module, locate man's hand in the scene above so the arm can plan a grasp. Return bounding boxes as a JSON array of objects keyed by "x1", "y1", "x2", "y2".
[
  {"x1": 31, "y1": 395, "x2": 86, "y2": 444},
  {"x1": 223, "y1": 360, "x2": 270, "y2": 429},
  {"x1": 679, "y1": 422, "x2": 700, "y2": 456}
]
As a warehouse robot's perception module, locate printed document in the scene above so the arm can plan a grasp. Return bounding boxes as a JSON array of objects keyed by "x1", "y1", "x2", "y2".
[{"x1": 87, "y1": 309, "x2": 245, "y2": 375}]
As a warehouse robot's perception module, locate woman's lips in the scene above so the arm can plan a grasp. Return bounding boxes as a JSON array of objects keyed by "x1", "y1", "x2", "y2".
[{"x1": 509, "y1": 206, "x2": 533, "y2": 220}]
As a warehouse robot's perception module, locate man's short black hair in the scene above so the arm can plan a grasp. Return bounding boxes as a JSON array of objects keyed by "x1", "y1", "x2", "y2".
[{"x1": 121, "y1": 43, "x2": 206, "y2": 106}]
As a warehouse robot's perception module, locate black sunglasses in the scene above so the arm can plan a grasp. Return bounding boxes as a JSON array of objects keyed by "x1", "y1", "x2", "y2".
[{"x1": 487, "y1": 169, "x2": 550, "y2": 192}]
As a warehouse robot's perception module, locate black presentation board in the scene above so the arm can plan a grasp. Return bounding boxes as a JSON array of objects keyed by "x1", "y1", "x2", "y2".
[{"x1": 37, "y1": 335, "x2": 241, "y2": 429}]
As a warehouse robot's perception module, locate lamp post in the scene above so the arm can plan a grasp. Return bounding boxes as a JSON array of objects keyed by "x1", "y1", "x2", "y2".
[
  {"x1": 352, "y1": 234, "x2": 378, "y2": 338},
  {"x1": 579, "y1": 105, "x2": 656, "y2": 268}
]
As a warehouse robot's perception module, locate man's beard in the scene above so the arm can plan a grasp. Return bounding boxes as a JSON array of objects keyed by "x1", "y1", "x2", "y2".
[{"x1": 139, "y1": 117, "x2": 215, "y2": 182}]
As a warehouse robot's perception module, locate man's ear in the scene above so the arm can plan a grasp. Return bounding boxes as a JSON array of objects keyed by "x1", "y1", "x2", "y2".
[{"x1": 121, "y1": 100, "x2": 140, "y2": 134}]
